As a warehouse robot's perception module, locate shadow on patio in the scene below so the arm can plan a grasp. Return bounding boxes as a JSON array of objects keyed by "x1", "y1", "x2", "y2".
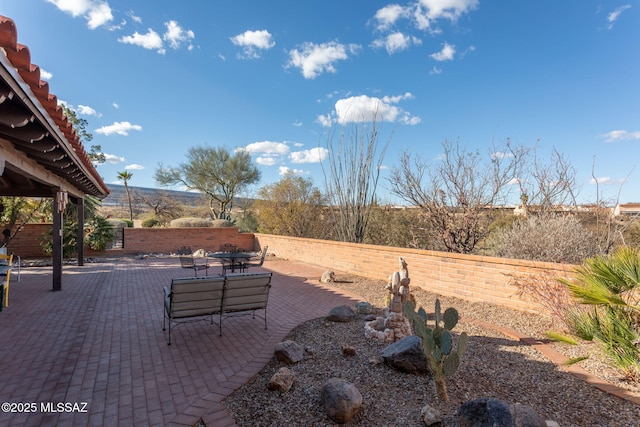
[{"x1": 0, "y1": 256, "x2": 361, "y2": 427}]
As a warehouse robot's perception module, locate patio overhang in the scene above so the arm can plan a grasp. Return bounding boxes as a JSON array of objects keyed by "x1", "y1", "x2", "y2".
[
  {"x1": 0, "y1": 17, "x2": 108, "y2": 199},
  {"x1": 0, "y1": 15, "x2": 110, "y2": 291}
]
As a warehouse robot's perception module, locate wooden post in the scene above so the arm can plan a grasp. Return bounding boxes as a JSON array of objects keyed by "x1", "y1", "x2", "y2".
[
  {"x1": 52, "y1": 190, "x2": 67, "y2": 291},
  {"x1": 76, "y1": 196, "x2": 84, "y2": 267}
]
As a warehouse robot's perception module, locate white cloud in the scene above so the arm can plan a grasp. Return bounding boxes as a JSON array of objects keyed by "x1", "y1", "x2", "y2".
[
  {"x1": 600, "y1": 130, "x2": 640, "y2": 143},
  {"x1": 164, "y1": 20, "x2": 195, "y2": 50},
  {"x1": 278, "y1": 166, "x2": 305, "y2": 175},
  {"x1": 325, "y1": 94, "x2": 419, "y2": 125},
  {"x1": 607, "y1": 5, "x2": 631, "y2": 29},
  {"x1": 374, "y1": 4, "x2": 410, "y2": 30},
  {"x1": 112, "y1": 102, "x2": 119, "y2": 109},
  {"x1": 102, "y1": 153, "x2": 125, "y2": 164},
  {"x1": 125, "y1": 164, "x2": 145, "y2": 170},
  {"x1": 287, "y1": 41, "x2": 361, "y2": 79},
  {"x1": 128, "y1": 11, "x2": 142, "y2": 24},
  {"x1": 290, "y1": 147, "x2": 329, "y2": 164},
  {"x1": 414, "y1": 0, "x2": 479, "y2": 31},
  {"x1": 40, "y1": 68, "x2": 53, "y2": 80},
  {"x1": 95, "y1": 121, "x2": 142, "y2": 136},
  {"x1": 118, "y1": 29, "x2": 164, "y2": 53},
  {"x1": 77, "y1": 105, "x2": 100, "y2": 116},
  {"x1": 430, "y1": 66, "x2": 442, "y2": 74},
  {"x1": 256, "y1": 157, "x2": 278, "y2": 166},
  {"x1": 292, "y1": 120, "x2": 303, "y2": 127},
  {"x1": 244, "y1": 141, "x2": 290, "y2": 155},
  {"x1": 590, "y1": 176, "x2": 626, "y2": 185},
  {"x1": 231, "y1": 30, "x2": 275, "y2": 59},
  {"x1": 372, "y1": 32, "x2": 421, "y2": 54},
  {"x1": 430, "y1": 42, "x2": 455, "y2": 61},
  {"x1": 46, "y1": 0, "x2": 114, "y2": 29}
]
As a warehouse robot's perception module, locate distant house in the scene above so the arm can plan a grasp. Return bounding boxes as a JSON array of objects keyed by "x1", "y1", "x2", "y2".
[{"x1": 613, "y1": 203, "x2": 640, "y2": 217}]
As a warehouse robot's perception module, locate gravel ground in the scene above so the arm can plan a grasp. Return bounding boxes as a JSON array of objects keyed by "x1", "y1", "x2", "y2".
[{"x1": 225, "y1": 272, "x2": 640, "y2": 427}]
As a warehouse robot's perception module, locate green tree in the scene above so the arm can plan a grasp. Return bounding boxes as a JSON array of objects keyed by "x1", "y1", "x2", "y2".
[
  {"x1": 155, "y1": 146, "x2": 261, "y2": 219},
  {"x1": 117, "y1": 171, "x2": 134, "y2": 221},
  {"x1": 254, "y1": 173, "x2": 328, "y2": 238},
  {"x1": 61, "y1": 104, "x2": 105, "y2": 164}
]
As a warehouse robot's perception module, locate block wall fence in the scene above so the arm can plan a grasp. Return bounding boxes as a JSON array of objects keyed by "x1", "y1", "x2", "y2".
[
  {"x1": 4, "y1": 224, "x2": 576, "y2": 313},
  {"x1": 254, "y1": 233, "x2": 576, "y2": 313}
]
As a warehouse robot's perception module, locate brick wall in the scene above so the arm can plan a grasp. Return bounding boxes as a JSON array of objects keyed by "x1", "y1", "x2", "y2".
[
  {"x1": 255, "y1": 233, "x2": 575, "y2": 313},
  {"x1": 4, "y1": 224, "x2": 576, "y2": 313},
  {"x1": 119, "y1": 227, "x2": 256, "y2": 254},
  {"x1": 3, "y1": 224, "x2": 256, "y2": 257}
]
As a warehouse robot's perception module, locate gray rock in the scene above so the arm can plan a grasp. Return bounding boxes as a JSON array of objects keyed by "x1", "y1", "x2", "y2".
[
  {"x1": 459, "y1": 398, "x2": 547, "y2": 427},
  {"x1": 327, "y1": 305, "x2": 357, "y2": 322},
  {"x1": 322, "y1": 378, "x2": 363, "y2": 424},
  {"x1": 356, "y1": 301, "x2": 372, "y2": 314},
  {"x1": 268, "y1": 367, "x2": 295, "y2": 392},
  {"x1": 274, "y1": 340, "x2": 305, "y2": 364},
  {"x1": 380, "y1": 335, "x2": 430, "y2": 374}
]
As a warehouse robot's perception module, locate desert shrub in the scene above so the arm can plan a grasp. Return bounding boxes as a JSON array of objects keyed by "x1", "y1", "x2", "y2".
[
  {"x1": 169, "y1": 217, "x2": 213, "y2": 228},
  {"x1": 510, "y1": 270, "x2": 577, "y2": 329},
  {"x1": 141, "y1": 217, "x2": 160, "y2": 228},
  {"x1": 492, "y1": 213, "x2": 598, "y2": 264},
  {"x1": 210, "y1": 219, "x2": 234, "y2": 227}
]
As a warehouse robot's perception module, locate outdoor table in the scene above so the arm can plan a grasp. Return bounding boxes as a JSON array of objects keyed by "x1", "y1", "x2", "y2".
[{"x1": 208, "y1": 252, "x2": 254, "y2": 273}]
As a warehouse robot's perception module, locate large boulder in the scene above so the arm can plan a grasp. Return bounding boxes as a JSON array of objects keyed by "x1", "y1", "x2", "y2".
[
  {"x1": 267, "y1": 367, "x2": 295, "y2": 392},
  {"x1": 274, "y1": 340, "x2": 305, "y2": 364},
  {"x1": 327, "y1": 305, "x2": 357, "y2": 323},
  {"x1": 458, "y1": 397, "x2": 547, "y2": 427},
  {"x1": 322, "y1": 378, "x2": 363, "y2": 424},
  {"x1": 380, "y1": 335, "x2": 430, "y2": 374}
]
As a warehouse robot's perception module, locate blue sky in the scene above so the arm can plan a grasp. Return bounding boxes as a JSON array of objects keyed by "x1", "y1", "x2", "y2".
[{"x1": 2, "y1": 0, "x2": 639, "y2": 204}]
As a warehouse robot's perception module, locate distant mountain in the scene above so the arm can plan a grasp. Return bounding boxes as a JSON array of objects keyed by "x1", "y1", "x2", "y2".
[{"x1": 103, "y1": 184, "x2": 254, "y2": 208}]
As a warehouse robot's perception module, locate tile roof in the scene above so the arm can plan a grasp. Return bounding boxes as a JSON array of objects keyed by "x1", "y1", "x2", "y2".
[{"x1": 0, "y1": 15, "x2": 109, "y2": 197}]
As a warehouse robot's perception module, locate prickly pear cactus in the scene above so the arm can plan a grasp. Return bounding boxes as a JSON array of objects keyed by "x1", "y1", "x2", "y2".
[{"x1": 403, "y1": 298, "x2": 469, "y2": 402}]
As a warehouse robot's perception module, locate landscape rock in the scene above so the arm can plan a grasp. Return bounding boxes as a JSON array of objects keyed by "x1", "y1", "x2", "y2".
[
  {"x1": 356, "y1": 301, "x2": 373, "y2": 314},
  {"x1": 380, "y1": 335, "x2": 430, "y2": 374},
  {"x1": 274, "y1": 340, "x2": 305, "y2": 364},
  {"x1": 327, "y1": 305, "x2": 356, "y2": 323},
  {"x1": 320, "y1": 270, "x2": 335, "y2": 284},
  {"x1": 341, "y1": 343, "x2": 356, "y2": 357},
  {"x1": 420, "y1": 404, "x2": 442, "y2": 426},
  {"x1": 322, "y1": 378, "x2": 363, "y2": 424},
  {"x1": 458, "y1": 397, "x2": 547, "y2": 427},
  {"x1": 268, "y1": 367, "x2": 295, "y2": 392}
]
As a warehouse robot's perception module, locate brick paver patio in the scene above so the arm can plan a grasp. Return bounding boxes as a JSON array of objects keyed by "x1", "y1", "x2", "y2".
[{"x1": 0, "y1": 257, "x2": 361, "y2": 426}]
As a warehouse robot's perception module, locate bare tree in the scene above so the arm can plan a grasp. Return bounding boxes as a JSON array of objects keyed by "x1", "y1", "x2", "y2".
[
  {"x1": 514, "y1": 142, "x2": 579, "y2": 213},
  {"x1": 322, "y1": 117, "x2": 391, "y2": 243},
  {"x1": 388, "y1": 140, "x2": 525, "y2": 253},
  {"x1": 133, "y1": 189, "x2": 184, "y2": 224}
]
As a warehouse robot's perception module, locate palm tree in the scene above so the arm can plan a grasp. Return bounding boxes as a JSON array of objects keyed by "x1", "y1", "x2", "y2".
[{"x1": 117, "y1": 171, "x2": 134, "y2": 222}]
